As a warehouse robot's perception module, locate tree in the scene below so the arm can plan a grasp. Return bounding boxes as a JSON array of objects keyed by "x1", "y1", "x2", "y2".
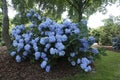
[
  {"x1": 11, "y1": 0, "x2": 117, "y2": 22},
  {"x1": 1, "y1": 0, "x2": 11, "y2": 48}
]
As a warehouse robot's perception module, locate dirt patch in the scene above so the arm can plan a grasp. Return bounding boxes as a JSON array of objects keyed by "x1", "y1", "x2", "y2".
[{"x1": 0, "y1": 46, "x2": 81, "y2": 80}]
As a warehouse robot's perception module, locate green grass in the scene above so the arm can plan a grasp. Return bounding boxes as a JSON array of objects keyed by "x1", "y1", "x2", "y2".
[{"x1": 62, "y1": 51, "x2": 120, "y2": 80}]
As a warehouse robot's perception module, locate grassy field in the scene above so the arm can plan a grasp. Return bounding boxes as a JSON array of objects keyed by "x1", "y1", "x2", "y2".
[{"x1": 62, "y1": 51, "x2": 120, "y2": 80}]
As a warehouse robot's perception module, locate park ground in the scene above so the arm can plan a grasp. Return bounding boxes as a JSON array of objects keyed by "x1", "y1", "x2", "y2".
[{"x1": 0, "y1": 46, "x2": 120, "y2": 80}]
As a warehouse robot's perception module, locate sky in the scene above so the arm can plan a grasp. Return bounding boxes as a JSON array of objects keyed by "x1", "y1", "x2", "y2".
[{"x1": 7, "y1": 0, "x2": 120, "y2": 28}]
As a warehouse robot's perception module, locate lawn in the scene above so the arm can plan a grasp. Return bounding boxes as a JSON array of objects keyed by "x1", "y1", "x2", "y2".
[{"x1": 62, "y1": 51, "x2": 120, "y2": 80}]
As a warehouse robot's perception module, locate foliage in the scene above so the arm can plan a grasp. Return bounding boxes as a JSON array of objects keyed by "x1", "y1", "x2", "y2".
[
  {"x1": 112, "y1": 34, "x2": 120, "y2": 50},
  {"x1": 11, "y1": 0, "x2": 117, "y2": 23},
  {"x1": 9, "y1": 9, "x2": 102, "y2": 72},
  {"x1": 90, "y1": 16, "x2": 120, "y2": 45}
]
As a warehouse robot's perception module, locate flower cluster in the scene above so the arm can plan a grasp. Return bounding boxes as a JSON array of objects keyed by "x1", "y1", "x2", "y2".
[{"x1": 10, "y1": 9, "x2": 100, "y2": 72}]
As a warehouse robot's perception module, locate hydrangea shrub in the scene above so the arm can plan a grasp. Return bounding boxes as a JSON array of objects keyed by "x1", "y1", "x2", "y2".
[
  {"x1": 9, "y1": 9, "x2": 100, "y2": 72},
  {"x1": 112, "y1": 34, "x2": 120, "y2": 50}
]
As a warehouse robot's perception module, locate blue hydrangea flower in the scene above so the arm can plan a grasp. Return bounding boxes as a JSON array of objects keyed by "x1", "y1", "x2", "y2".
[
  {"x1": 61, "y1": 35, "x2": 68, "y2": 41},
  {"x1": 55, "y1": 42, "x2": 65, "y2": 51},
  {"x1": 15, "y1": 35, "x2": 21, "y2": 41},
  {"x1": 24, "y1": 37, "x2": 30, "y2": 43},
  {"x1": 19, "y1": 39, "x2": 24, "y2": 43},
  {"x1": 33, "y1": 45, "x2": 38, "y2": 52},
  {"x1": 26, "y1": 13, "x2": 32, "y2": 18},
  {"x1": 48, "y1": 36, "x2": 56, "y2": 43},
  {"x1": 41, "y1": 52, "x2": 46, "y2": 58},
  {"x1": 56, "y1": 34, "x2": 62, "y2": 42},
  {"x1": 59, "y1": 51, "x2": 65, "y2": 56},
  {"x1": 50, "y1": 48, "x2": 56, "y2": 55},
  {"x1": 81, "y1": 57, "x2": 90, "y2": 65},
  {"x1": 70, "y1": 52, "x2": 76, "y2": 57},
  {"x1": 16, "y1": 29, "x2": 21, "y2": 34},
  {"x1": 77, "y1": 58, "x2": 81, "y2": 64},
  {"x1": 92, "y1": 48, "x2": 99, "y2": 54},
  {"x1": 35, "y1": 37, "x2": 39, "y2": 42},
  {"x1": 15, "y1": 55, "x2": 21, "y2": 63},
  {"x1": 35, "y1": 52, "x2": 41, "y2": 60},
  {"x1": 23, "y1": 51, "x2": 28, "y2": 56},
  {"x1": 65, "y1": 29, "x2": 71, "y2": 34},
  {"x1": 40, "y1": 61, "x2": 47, "y2": 69},
  {"x1": 40, "y1": 37, "x2": 48, "y2": 45},
  {"x1": 17, "y1": 42, "x2": 24, "y2": 50},
  {"x1": 45, "y1": 43, "x2": 51, "y2": 49},
  {"x1": 24, "y1": 44, "x2": 31, "y2": 51},
  {"x1": 43, "y1": 57, "x2": 48, "y2": 61},
  {"x1": 71, "y1": 61, "x2": 76, "y2": 66},
  {"x1": 73, "y1": 28, "x2": 80, "y2": 34},
  {"x1": 45, "y1": 65, "x2": 51, "y2": 72},
  {"x1": 10, "y1": 51, "x2": 16, "y2": 57},
  {"x1": 84, "y1": 66, "x2": 92, "y2": 72},
  {"x1": 80, "y1": 63, "x2": 87, "y2": 69},
  {"x1": 13, "y1": 40, "x2": 18, "y2": 47}
]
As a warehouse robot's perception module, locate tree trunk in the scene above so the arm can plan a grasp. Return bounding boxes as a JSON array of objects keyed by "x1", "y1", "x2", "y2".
[
  {"x1": 2, "y1": 0, "x2": 11, "y2": 48},
  {"x1": 78, "y1": 10, "x2": 82, "y2": 22}
]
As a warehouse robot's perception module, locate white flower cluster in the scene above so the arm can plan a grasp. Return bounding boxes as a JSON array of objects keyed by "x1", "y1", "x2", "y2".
[{"x1": 10, "y1": 9, "x2": 99, "y2": 72}]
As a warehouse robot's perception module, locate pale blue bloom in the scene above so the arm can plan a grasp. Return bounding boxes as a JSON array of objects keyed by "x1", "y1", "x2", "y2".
[
  {"x1": 35, "y1": 52, "x2": 41, "y2": 60},
  {"x1": 92, "y1": 48, "x2": 99, "y2": 54},
  {"x1": 40, "y1": 61, "x2": 47, "y2": 69},
  {"x1": 65, "y1": 29, "x2": 71, "y2": 34},
  {"x1": 77, "y1": 58, "x2": 81, "y2": 64},
  {"x1": 84, "y1": 66, "x2": 92, "y2": 72},
  {"x1": 59, "y1": 51, "x2": 65, "y2": 56},
  {"x1": 23, "y1": 51, "x2": 28, "y2": 56},
  {"x1": 26, "y1": 13, "x2": 32, "y2": 18},
  {"x1": 24, "y1": 37, "x2": 30, "y2": 43},
  {"x1": 15, "y1": 55, "x2": 21, "y2": 63},
  {"x1": 33, "y1": 45, "x2": 38, "y2": 52},
  {"x1": 24, "y1": 44, "x2": 31, "y2": 51},
  {"x1": 35, "y1": 37, "x2": 39, "y2": 42},
  {"x1": 31, "y1": 39, "x2": 36, "y2": 45},
  {"x1": 61, "y1": 35, "x2": 68, "y2": 41},
  {"x1": 10, "y1": 51, "x2": 16, "y2": 57},
  {"x1": 55, "y1": 42, "x2": 65, "y2": 51},
  {"x1": 71, "y1": 61, "x2": 76, "y2": 66},
  {"x1": 44, "y1": 48, "x2": 48, "y2": 52},
  {"x1": 16, "y1": 29, "x2": 21, "y2": 34},
  {"x1": 40, "y1": 37, "x2": 48, "y2": 45},
  {"x1": 19, "y1": 25, "x2": 25, "y2": 30},
  {"x1": 43, "y1": 57, "x2": 48, "y2": 61},
  {"x1": 80, "y1": 63, "x2": 87, "y2": 69},
  {"x1": 48, "y1": 36, "x2": 56, "y2": 43},
  {"x1": 49, "y1": 25, "x2": 55, "y2": 31},
  {"x1": 45, "y1": 65, "x2": 51, "y2": 72},
  {"x1": 56, "y1": 34, "x2": 62, "y2": 42},
  {"x1": 13, "y1": 40, "x2": 18, "y2": 47},
  {"x1": 45, "y1": 44, "x2": 51, "y2": 49},
  {"x1": 30, "y1": 9, "x2": 34, "y2": 13},
  {"x1": 63, "y1": 20, "x2": 71, "y2": 26},
  {"x1": 41, "y1": 52, "x2": 46, "y2": 58},
  {"x1": 81, "y1": 57, "x2": 90, "y2": 64},
  {"x1": 89, "y1": 36, "x2": 95, "y2": 42},
  {"x1": 70, "y1": 52, "x2": 76, "y2": 57},
  {"x1": 50, "y1": 48, "x2": 56, "y2": 55},
  {"x1": 73, "y1": 28, "x2": 80, "y2": 34},
  {"x1": 17, "y1": 43, "x2": 24, "y2": 52},
  {"x1": 19, "y1": 39, "x2": 24, "y2": 43},
  {"x1": 15, "y1": 35, "x2": 21, "y2": 41}
]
